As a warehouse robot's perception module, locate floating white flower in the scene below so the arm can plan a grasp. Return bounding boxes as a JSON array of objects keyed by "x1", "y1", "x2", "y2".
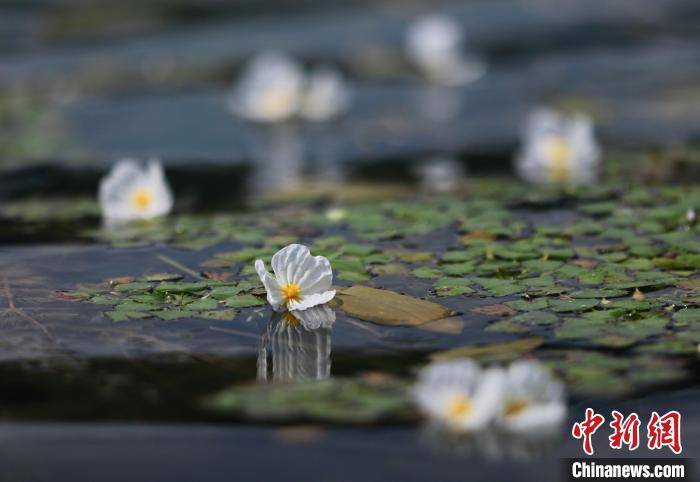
[
  {"x1": 255, "y1": 244, "x2": 336, "y2": 312},
  {"x1": 300, "y1": 66, "x2": 350, "y2": 122},
  {"x1": 98, "y1": 158, "x2": 173, "y2": 221},
  {"x1": 405, "y1": 13, "x2": 486, "y2": 86},
  {"x1": 495, "y1": 360, "x2": 566, "y2": 434},
  {"x1": 414, "y1": 359, "x2": 504, "y2": 433},
  {"x1": 229, "y1": 51, "x2": 305, "y2": 123},
  {"x1": 516, "y1": 108, "x2": 601, "y2": 185}
]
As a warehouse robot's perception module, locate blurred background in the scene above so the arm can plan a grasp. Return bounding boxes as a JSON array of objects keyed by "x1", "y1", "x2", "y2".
[{"x1": 2, "y1": 0, "x2": 700, "y2": 206}]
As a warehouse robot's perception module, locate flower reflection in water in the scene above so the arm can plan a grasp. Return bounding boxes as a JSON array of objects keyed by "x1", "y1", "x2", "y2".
[
  {"x1": 421, "y1": 422, "x2": 562, "y2": 461},
  {"x1": 257, "y1": 305, "x2": 335, "y2": 382}
]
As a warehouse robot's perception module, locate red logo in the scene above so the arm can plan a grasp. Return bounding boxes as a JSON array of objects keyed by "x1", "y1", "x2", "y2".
[
  {"x1": 572, "y1": 408, "x2": 606, "y2": 455},
  {"x1": 609, "y1": 410, "x2": 640, "y2": 450},
  {"x1": 647, "y1": 411, "x2": 682, "y2": 454},
  {"x1": 572, "y1": 409, "x2": 683, "y2": 455}
]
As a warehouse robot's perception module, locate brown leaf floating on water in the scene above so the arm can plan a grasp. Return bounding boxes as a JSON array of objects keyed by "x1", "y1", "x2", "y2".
[
  {"x1": 335, "y1": 285, "x2": 454, "y2": 326},
  {"x1": 472, "y1": 304, "x2": 517, "y2": 317}
]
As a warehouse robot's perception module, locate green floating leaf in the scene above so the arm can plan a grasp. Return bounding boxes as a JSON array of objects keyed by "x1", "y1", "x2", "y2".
[
  {"x1": 549, "y1": 298, "x2": 599, "y2": 313},
  {"x1": 673, "y1": 308, "x2": 700, "y2": 325},
  {"x1": 336, "y1": 285, "x2": 453, "y2": 326},
  {"x1": 431, "y1": 337, "x2": 545, "y2": 363},
  {"x1": 154, "y1": 282, "x2": 209, "y2": 294},
  {"x1": 411, "y1": 266, "x2": 443, "y2": 279},
  {"x1": 225, "y1": 295, "x2": 266, "y2": 308},
  {"x1": 505, "y1": 298, "x2": 549, "y2": 311},
  {"x1": 433, "y1": 277, "x2": 474, "y2": 297},
  {"x1": 569, "y1": 288, "x2": 629, "y2": 299},
  {"x1": 472, "y1": 277, "x2": 525, "y2": 297},
  {"x1": 204, "y1": 378, "x2": 414, "y2": 424},
  {"x1": 186, "y1": 298, "x2": 220, "y2": 310},
  {"x1": 152, "y1": 309, "x2": 197, "y2": 320},
  {"x1": 141, "y1": 273, "x2": 184, "y2": 282}
]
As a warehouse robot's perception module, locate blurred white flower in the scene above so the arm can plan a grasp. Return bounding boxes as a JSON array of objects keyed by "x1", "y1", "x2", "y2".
[
  {"x1": 516, "y1": 108, "x2": 601, "y2": 185},
  {"x1": 404, "y1": 13, "x2": 486, "y2": 86},
  {"x1": 414, "y1": 359, "x2": 504, "y2": 433},
  {"x1": 255, "y1": 244, "x2": 336, "y2": 311},
  {"x1": 229, "y1": 51, "x2": 305, "y2": 123},
  {"x1": 686, "y1": 208, "x2": 696, "y2": 224},
  {"x1": 99, "y1": 158, "x2": 173, "y2": 221},
  {"x1": 416, "y1": 156, "x2": 467, "y2": 193},
  {"x1": 300, "y1": 66, "x2": 350, "y2": 122},
  {"x1": 495, "y1": 360, "x2": 566, "y2": 434},
  {"x1": 230, "y1": 52, "x2": 350, "y2": 123}
]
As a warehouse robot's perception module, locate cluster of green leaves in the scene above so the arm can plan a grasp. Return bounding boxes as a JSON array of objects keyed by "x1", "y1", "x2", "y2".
[
  {"x1": 61, "y1": 182, "x2": 700, "y2": 401},
  {"x1": 205, "y1": 377, "x2": 414, "y2": 424},
  {"x1": 63, "y1": 273, "x2": 264, "y2": 322}
]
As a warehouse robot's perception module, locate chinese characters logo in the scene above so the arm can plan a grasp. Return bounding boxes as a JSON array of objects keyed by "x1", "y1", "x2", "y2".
[{"x1": 572, "y1": 409, "x2": 682, "y2": 455}]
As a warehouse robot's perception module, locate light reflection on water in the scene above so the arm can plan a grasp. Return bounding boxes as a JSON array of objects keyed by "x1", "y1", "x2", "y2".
[{"x1": 256, "y1": 308, "x2": 334, "y2": 382}]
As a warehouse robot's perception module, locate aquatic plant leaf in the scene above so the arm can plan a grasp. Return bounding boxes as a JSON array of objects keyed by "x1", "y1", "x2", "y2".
[
  {"x1": 204, "y1": 378, "x2": 414, "y2": 424},
  {"x1": 224, "y1": 294, "x2": 266, "y2": 308},
  {"x1": 431, "y1": 337, "x2": 545, "y2": 363},
  {"x1": 335, "y1": 285, "x2": 453, "y2": 326}
]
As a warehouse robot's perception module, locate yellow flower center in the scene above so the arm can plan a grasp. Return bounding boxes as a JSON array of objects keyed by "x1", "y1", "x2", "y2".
[
  {"x1": 446, "y1": 395, "x2": 472, "y2": 422},
  {"x1": 259, "y1": 88, "x2": 296, "y2": 120},
  {"x1": 282, "y1": 311, "x2": 300, "y2": 327},
  {"x1": 131, "y1": 188, "x2": 154, "y2": 212},
  {"x1": 504, "y1": 398, "x2": 530, "y2": 417},
  {"x1": 543, "y1": 135, "x2": 572, "y2": 183},
  {"x1": 280, "y1": 282, "x2": 302, "y2": 305}
]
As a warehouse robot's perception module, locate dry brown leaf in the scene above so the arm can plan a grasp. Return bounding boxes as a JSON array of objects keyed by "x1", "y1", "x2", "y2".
[
  {"x1": 472, "y1": 304, "x2": 517, "y2": 317},
  {"x1": 430, "y1": 337, "x2": 545, "y2": 363},
  {"x1": 335, "y1": 285, "x2": 454, "y2": 326}
]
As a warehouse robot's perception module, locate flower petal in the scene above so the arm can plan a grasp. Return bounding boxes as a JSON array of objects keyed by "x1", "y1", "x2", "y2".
[
  {"x1": 255, "y1": 259, "x2": 284, "y2": 310},
  {"x1": 295, "y1": 255, "x2": 333, "y2": 295},
  {"x1": 292, "y1": 290, "x2": 335, "y2": 311},
  {"x1": 271, "y1": 243, "x2": 308, "y2": 285}
]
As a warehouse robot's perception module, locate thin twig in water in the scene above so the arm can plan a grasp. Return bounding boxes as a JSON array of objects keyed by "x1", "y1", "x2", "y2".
[
  {"x1": 2, "y1": 275, "x2": 54, "y2": 340},
  {"x1": 209, "y1": 325, "x2": 260, "y2": 340},
  {"x1": 157, "y1": 254, "x2": 203, "y2": 279}
]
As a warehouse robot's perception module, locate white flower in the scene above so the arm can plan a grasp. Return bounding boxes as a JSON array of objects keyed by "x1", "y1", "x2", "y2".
[
  {"x1": 255, "y1": 244, "x2": 336, "y2": 312},
  {"x1": 414, "y1": 359, "x2": 504, "y2": 433},
  {"x1": 404, "y1": 13, "x2": 486, "y2": 86},
  {"x1": 516, "y1": 108, "x2": 601, "y2": 185},
  {"x1": 495, "y1": 360, "x2": 566, "y2": 434},
  {"x1": 300, "y1": 66, "x2": 350, "y2": 122},
  {"x1": 229, "y1": 51, "x2": 305, "y2": 123},
  {"x1": 98, "y1": 158, "x2": 173, "y2": 221}
]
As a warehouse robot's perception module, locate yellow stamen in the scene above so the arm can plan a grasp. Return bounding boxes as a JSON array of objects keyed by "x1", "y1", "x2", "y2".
[
  {"x1": 131, "y1": 188, "x2": 153, "y2": 212},
  {"x1": 504, "y1": 399, "x2": 530, "y2": 417},
  {"x1": 259, "y1": 88, "x2": 295, "y2": 119},
  {"x1": 446, "y1": 395, "x2": 472, "y2": 421},
  {"x1": 544, "y1": 135, "x2": 572, "y2": 183},
  {"x1": 282, "y1": 311, "x2": 300, "y2": 327},
  {"x1": 280, "y1": 282, "x2": 302, "y2": 305}
]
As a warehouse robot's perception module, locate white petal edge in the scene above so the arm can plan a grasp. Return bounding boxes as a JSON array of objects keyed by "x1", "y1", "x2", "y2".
[{"x1": 255, "y1": 259, "x2": 284, "y2": 311}]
